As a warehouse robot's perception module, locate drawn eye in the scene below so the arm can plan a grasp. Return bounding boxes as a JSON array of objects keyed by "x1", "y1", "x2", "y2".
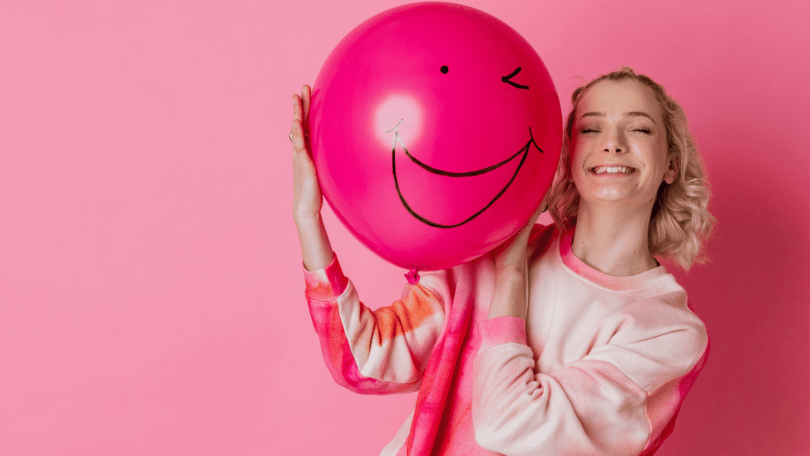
[
  {"x1": 502, "y1": 67, "x2": 529, "y2": 89},
  {"x1": 440, "y1": 65, "x2": 449, "y2": 74}
]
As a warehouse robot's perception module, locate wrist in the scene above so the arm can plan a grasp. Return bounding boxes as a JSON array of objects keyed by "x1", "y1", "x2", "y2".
[
  {"x1": 488, "y1": 268, "x2": 527, "y2": 319},
  {"x1": 294, "y1": 213, "x2": 335, "y2": 272},
  {"x1": 495, "y1": 265, "x2": 526, "y2": 282}
]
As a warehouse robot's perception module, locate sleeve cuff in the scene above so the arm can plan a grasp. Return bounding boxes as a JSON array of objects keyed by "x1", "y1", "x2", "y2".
[
  {"x1": 303, "y1": 254, "x2": 349, "y2": 301},
  {"x1": 478, "y1": 316, "x2": 527, "y2": 352}
]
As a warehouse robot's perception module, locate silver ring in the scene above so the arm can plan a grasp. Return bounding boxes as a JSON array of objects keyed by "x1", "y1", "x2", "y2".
[{"x1": 289, "y1": 132, "x2": 293, "y2": 142}]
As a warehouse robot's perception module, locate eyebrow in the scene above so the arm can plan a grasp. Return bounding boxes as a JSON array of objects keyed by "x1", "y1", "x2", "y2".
[{"x1": 579, "y1": 111, "x2": 657, "y2": 124}]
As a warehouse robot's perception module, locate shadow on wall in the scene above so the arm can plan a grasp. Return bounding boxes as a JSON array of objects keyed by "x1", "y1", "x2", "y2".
[{"x1": 658, "y1": 138, "x2": 810, "y2": 455}]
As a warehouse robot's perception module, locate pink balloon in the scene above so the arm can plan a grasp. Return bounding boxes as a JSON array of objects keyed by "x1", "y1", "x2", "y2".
[{"x1": 310, "y1": 2, "x2": 562, "y2": 271}]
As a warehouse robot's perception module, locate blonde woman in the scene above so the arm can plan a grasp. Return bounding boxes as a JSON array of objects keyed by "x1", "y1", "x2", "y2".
[{"x1": 291, "y1": 67, "x2": 714, "y2": 455}]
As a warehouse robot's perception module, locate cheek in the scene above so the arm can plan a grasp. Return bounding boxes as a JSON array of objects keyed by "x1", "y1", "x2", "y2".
[
  {"x1": 643, "y1": 138, "x2": 668, "y2": 172},
  {"x1": 656, "y1": 147, "x2": 672, "y2": 174},
  {"x1": 655, "y1": 136, "x2": 669, "y2": 162},
  {"x1": 569, "y1": 141, "x2": 585, "y2": 167},
  {"x1": 570, "y1": 155, "x2": 588, "y2": 184},
  {"x1": 568, "y1": 149, "x2": 584, "y2": 179}
]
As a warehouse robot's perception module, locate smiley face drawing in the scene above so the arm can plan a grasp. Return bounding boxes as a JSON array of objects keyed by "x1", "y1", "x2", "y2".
[
  {"x1": 310, "y1": 2, "x2": 562, "y2": 270},
  {"x1": 390, "y1": 66, "x2": 544, "y2": 229}
]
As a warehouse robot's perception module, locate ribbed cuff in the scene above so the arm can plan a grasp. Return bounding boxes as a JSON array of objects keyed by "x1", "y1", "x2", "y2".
[
  {"x1": 303, "y1": 254, "x2": 349, "y2": 301},
  {"x1": 478, "y1": 316, "x2": 527, "y2": 352}
]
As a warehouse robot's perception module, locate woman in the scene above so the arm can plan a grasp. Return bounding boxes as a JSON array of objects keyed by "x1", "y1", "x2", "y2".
[{"x1": 291, "y1": 67, "x2": 714, "y2": 456}]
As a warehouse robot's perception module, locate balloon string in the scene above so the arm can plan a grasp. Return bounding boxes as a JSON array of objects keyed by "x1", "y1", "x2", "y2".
[{"x1": 405, "y1": 268, "x2": 420, "y2": 285}]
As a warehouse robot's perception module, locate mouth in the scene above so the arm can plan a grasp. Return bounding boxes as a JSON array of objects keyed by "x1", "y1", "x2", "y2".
[
  {"x1": 589, "y1": 165, "x2": 637, "y2": 175},
  {"x1": 393, "y1": 128, "x2": 542, "y2": 229}
]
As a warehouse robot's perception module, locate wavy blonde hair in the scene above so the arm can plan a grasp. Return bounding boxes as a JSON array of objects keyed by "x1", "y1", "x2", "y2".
[{"x1": 547, "y1": 67, "x2": 714, "y2": 270}]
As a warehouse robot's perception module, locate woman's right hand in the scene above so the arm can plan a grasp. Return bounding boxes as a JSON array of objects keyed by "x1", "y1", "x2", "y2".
[
  {"x1": 487, "y1": 201, "x2": 545, "y2": 320},
  {"x1": 290, "y1": 85, "x2": 335, "y2": 271},
  {"x1": 291, "y1": 85, "x2": 322, "y2": 226}
]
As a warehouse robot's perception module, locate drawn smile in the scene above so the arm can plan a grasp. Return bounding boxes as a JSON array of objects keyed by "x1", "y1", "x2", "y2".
[{"x1": 391, "y1": 128, "x2": 542, "y2": 228}]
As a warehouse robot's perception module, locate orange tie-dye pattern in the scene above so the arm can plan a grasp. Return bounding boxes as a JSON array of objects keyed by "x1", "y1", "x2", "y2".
[{"x1": 372, "y1": 284, "x2": 439, "y2": 343}]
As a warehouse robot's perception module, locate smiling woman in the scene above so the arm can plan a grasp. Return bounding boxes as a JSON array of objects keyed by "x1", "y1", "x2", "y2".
[
  {"x1": 291, "y1": 64, "x2": 715, "y2": 456},
  {"x1": 549, "y1": 66, "x2": 714, "y2": 271}
]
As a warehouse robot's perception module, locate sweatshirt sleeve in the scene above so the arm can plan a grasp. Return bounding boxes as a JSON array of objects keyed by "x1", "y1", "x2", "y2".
[
  {"x1": 305, "y1": 255, "x2": 450, "y2": 394},
  {"x1": 472, "y1": 312, "x2": 708, "y2": 456}
]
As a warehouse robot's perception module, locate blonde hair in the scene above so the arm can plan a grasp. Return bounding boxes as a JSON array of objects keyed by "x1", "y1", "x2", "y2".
[{"x1": 547, "y1": 67, "x2": 715, "y2": 270}]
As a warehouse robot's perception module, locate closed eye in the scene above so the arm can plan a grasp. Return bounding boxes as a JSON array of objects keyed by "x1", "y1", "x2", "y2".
[{"x1": 502, "y1": 67, "x2": 529, "y2": 89}]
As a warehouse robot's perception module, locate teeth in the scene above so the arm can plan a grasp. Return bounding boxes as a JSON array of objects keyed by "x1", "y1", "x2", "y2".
[{"x1": 592, "y1": 166, "x2": 634, "y2": 174}]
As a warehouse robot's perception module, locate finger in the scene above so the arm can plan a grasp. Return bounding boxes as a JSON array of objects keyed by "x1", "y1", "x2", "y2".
[
  {"x1": 291, "y1": 117, "x2": 307, "y2": 154},
  {"x1": 291, "y1": 94, "x2": 308, "y2": 153},
  {"x1": 523, "y1": 202, "x2": 549, "y2": 256},
  {"x1": 539, "y1": 194, "x2": 549, "y2": 213},
  {"x1": 292, "y1": 93, "x2": 303, "y2": 125},
  {"x1": 511, "y1": 203, "x2": 543, "y2": 246},
  {"x1": 302, "y1": 85, "x2": 312, "y2": 126},
  {"x1": 521, "y1": 204, "x2": 543, "y2": 231},
  {"x1": 532, "y1": 200, "x2": 546, "y2": 220}
]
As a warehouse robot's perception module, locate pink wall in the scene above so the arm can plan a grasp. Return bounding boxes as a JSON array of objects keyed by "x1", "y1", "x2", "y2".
[{"x1": 1, "y1": 0, "x2": 808, "y2": 454}]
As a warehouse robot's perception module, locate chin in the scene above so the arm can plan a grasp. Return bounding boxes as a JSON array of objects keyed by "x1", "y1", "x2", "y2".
[{"x1": 584, "y1": 188, "x2": 630, "y2": 202}]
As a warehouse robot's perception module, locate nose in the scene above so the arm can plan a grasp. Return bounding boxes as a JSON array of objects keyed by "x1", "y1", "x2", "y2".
[{"x1": 601, "y1": 129, "x2": 626, "y2": 154}]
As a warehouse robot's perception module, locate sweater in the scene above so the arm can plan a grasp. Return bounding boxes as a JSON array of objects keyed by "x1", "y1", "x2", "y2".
[{"x1": 303, "y1": 225, "x2": 708, "y2": 455}]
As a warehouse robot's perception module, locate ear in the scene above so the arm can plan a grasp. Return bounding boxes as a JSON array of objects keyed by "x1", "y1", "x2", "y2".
[{"x1": 663, "y1": 153, "x2": 679, "y2": 184}]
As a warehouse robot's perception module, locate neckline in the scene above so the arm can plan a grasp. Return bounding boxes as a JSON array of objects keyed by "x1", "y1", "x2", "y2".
[{"x1": 558, "y1": 228, "x2": 667, "y2": 291}]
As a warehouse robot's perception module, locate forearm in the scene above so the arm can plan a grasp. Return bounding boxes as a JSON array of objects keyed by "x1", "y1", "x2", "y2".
[
  {"x1": 291, "y1": 85, "x2": 333, "y2": 272},
  {"x1": 488, "y1": 207, "x2": 540, "y2": 320},
  {"x1": 487, "y1": 267, "x2": 527, "y2": 319},
  {"x1": 305, "y1": 258, "x2": 448, "y2": 392},
  {"x1": 472, "y1": 328, "x2": 649, "y2": 456},
  {"x1": 295, "y1": 214, "x2": 334, "y2": 271}
]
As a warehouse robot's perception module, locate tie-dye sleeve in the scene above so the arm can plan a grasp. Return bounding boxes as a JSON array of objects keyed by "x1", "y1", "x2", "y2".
[
  {"x1": 305, "y1": 255, "x2": 449, "y2": 394},
  {"x1": 472, "y1": 315, "x2": 708, "y2": 456}
]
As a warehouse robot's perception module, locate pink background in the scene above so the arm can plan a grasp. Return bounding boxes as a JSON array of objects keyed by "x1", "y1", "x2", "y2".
[{"x1": 1, "y1": 0, "x2": 808, "y2": 454}]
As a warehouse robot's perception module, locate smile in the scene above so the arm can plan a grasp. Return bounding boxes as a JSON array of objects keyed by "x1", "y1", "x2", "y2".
[
  {"x1": 392, "y1": 128, "x2": 542, "y2": 228},
  {"x1": 590, "y1": 165, "x2": 636, "y2": 175}
]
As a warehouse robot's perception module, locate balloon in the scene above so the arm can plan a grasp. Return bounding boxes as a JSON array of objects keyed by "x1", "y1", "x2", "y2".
[{"x1": 310, "y1": 2, "x2": 562, "y2": 271}]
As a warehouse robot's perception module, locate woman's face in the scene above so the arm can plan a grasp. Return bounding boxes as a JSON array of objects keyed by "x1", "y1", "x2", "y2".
[{"x1": 569, "y1": 79, "x2": 676, "y2": 210}]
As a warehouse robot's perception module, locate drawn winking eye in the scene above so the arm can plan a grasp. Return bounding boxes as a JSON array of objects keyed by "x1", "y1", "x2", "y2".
[{"x1": 502, "y1": 67, "x2": 529, "y2": 89}]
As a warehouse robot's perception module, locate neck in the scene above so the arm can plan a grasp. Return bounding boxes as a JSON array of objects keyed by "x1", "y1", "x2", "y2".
[{"x1": 571, "y1": 201, "x2": 658, "y2": 277}]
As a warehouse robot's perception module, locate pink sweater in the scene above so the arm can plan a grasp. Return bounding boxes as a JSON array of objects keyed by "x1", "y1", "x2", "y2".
[{"x1": 304, "y1": 225, "x2": 708, "y2": 455}]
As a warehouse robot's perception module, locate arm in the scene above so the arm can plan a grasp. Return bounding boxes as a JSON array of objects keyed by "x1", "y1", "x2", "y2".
[
  {"x1": 305, "y1": 257, "x2": 449, "y2": 394},
  {"x1": 477, "y1": 205, "x2": 707, "y2": 454},
  {"x1": 487, "y1": 203, "x2": 546, "y2": 320},
  {"x1": 291, "y1": 85, "x2": 333, "y2": 271},
  {"x1": 291, "y1": 86, "x2": 447, "y2": 393},
  {"x1": 472, "y1": 303, "x2": 709, "y2": 456}
]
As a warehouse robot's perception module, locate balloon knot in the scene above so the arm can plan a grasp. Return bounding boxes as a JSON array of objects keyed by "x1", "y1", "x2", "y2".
[{"x1": 405, "y1": 268, "x2": 420, "y2": 285}]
